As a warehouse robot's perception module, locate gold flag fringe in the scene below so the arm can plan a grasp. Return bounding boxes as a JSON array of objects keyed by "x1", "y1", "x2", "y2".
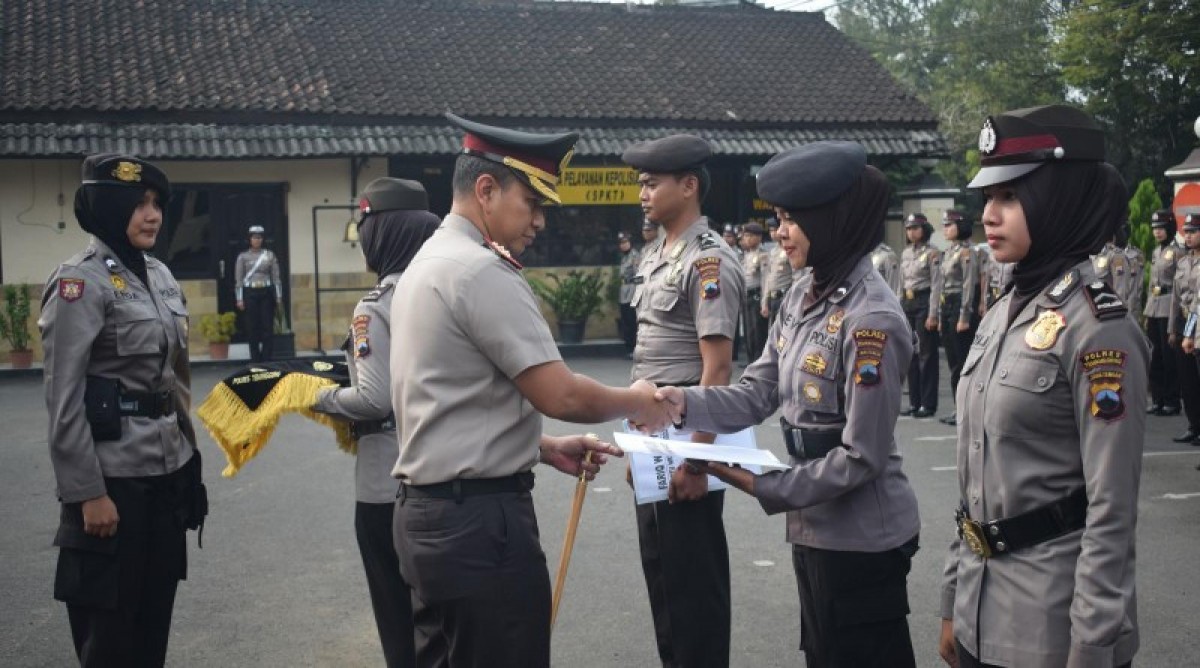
[{"x1": 197, "y1": 373, "x2": 356, "y2": 478}]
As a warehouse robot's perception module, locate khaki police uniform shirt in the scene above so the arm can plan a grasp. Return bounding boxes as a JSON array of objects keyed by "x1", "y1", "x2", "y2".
[
  {"x1": 313, "y1": 274, "x2": 400, "y2": 504},
  {"x1": 630, "y1": 217, "x2": 743, "y2": 384},
  {"x1": 870, "y1": 242, "x2": 901, "y2": 296},
  {"x1": 1168, "y1": 252, "x2": 1199, "y2": 334},
  {"x1": 987, "y1": 256, "x2": 1015, "y2": 307},
  {"x1": 1143, "y1": 242, "x2": 1180, "y2": 319},
  {"x1": 618, "y1": 247, "x2": 642, "y2": 305},
  {"x1": 234, "y1": 248, "x2": 282, "y2": 300},
  {"x1": 682, "y1": 257, "x2": 920, "y2": 552},
  {"x1": 39, "y1": 238, "x2": 195, "y2": 503},
  {"x1": 762, "y1": 245, "x2": 792, "y2": 309},
  {"x1": 1120, "y1": 246, "x2": 1145, "y2": 309},
  {"x1": 1092, "y1": 242, "x2": 1141, "y2": 309},
  {"x1": 901, "y1": 242, "x2": 941, "y2": 311},
  {"x1": 940, "y1": 259, "x2": 1146, "y2": 668},
  {"x1": 390, "y1": 214, "x2": 561, "y2": 485},
  {"x1": 740, "y1": 245, "x2": 767, "y2": 291},
  {"x1": 931, "y1": 240, "x2": 979, "y2": 322}
]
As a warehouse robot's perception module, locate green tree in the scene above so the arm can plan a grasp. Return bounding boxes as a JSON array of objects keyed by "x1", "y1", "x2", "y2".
[{"x1": 1128, "y1": 177, "x2": 1163, "y2": 260}]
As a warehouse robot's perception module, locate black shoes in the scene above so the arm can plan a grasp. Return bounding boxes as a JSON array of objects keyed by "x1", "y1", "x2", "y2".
[
  {"x1": 1159, "y1": 405, "x2": 1182, "y2": 416},
  {"x1": 900, "y1": 407, "x2": 918, "y2": 417},
  {"x1": 1147, "y1": 404, "x2": 1163, "y2": 415},
  {"x1": 1172, "y1": 429, "x2": 1198, "y2": 443},
  {"x1": 938, "y1": 415, "x2": 957, "y2": 426},
  {"x1": 913, "y1": 407, "x2": 936, "y2": 419}
]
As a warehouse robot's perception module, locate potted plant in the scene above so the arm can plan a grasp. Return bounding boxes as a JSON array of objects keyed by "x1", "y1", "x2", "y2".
[
  {"x1": 199, "y1": 312, "x2": 237, "y2": 360},
  {"x1": 528, "y1": 269, "x2": 609, "y2": 344},
  {"x1": 0, "y1": 284, "x2": 33, "y2": 368},
  {"x1": 271, "y1": 305, "x2": 295, "y2": 360}
]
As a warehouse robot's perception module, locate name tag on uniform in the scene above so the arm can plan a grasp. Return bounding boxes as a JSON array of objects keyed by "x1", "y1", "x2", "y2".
[{"x1": 630, "y1": 276, "x2": 645, "y2": 285}]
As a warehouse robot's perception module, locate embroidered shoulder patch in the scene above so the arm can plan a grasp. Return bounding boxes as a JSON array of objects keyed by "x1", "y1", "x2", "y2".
[
  {"x1": 352, "y1": 314, "x2": 371, "y2": 358},
  {"x1": 694, "y1": 257, "x2": 722, "y2": 300},
  {"x1": 1082, "y1": 348, "x2": 1127, "y2": 421},
  {"x1": 59, "y1": 278, "x2": 84, "y2": 302},
  {"x1": 852, "y1": 329, "x2": 887, "y2": 386}
]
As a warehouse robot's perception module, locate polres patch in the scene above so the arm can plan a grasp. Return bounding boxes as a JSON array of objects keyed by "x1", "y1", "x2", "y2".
[
  {"x1": 694, "y1": 257, "x2": 722, "y2": 300},
  {"x1": 852, "y1": 329, "x2": 887, "y2": 386},
  {"x1": 1082, "y1": 348, "x2": 1128, "y2": 422},
  {"x1": 59, "y1": 278, "x2": 84, "y2": 302},
  {"x1": 352, "y1": 314, "x2": 371, "y2": 359}
]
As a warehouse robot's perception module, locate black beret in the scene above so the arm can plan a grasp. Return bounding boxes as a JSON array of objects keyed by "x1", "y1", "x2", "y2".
[
  {"x1": 622, "y1": 135, "x2": 712, "y2": 173},
  {"x1": 446, "y1": 112, "x2": 578, "y2": 204},
  {"x1": 755, "y1": 141, "x2": 867, "y2": 210},
  {"x1": 904, "y1": 212, "x2": 929, "y2": 227},
  {"x1": 81, "y1": 153, "x2": 170, "y2": 201},
  {"x1": 742, "y1": 222, "x2": 765, "y2": 235},
  {"x1": 358, "y1": 178, "x2": 430, "y2": 215},
  {"x1": 1150, "y1": 209, "x2": 1175, "y2": 228},
  {"x1": 1185, "y1": 214, "x2": 1200, "y2": 232},
  {"x1": 969, "y1": 104, "x2": 1105, "y2": 189}
]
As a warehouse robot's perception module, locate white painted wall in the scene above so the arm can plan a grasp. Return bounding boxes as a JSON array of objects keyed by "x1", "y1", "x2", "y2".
[{"x1": 0, "y1": 157, "x2": 388, "y2": 284}]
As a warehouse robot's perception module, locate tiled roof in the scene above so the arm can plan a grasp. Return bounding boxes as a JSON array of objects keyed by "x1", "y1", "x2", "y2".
[
  {"x1": 1, "y1": 0, "x2": 937, "y2": 127},
  {"x1": 0, "y1": 122, "x2": 948, "y2": 159}
]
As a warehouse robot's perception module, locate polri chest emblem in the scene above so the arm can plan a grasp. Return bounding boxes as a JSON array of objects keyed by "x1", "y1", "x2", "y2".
[{"x1": 1025, "y1": 310, "x2": 1066, "y2": 351}]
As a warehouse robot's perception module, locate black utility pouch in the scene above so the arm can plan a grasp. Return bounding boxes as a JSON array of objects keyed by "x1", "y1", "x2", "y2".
[
  {"x1": 84, "y1": 376, "x2": 122, "y2": 442},
  {"x1": 185, "y1": 449, "x2": 209, "y2": 534},
  {"x1": 52, "y1": 504, "x2": 120, "y2": 609}
]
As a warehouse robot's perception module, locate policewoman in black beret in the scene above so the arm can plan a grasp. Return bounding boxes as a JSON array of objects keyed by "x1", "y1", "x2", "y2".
[
  {"x1": 656, "y1": 141, "x2": 922, "y2": 668},
  {"x1": 38, "y1": 154, "x2": 206, "y2": 666},
  {"x1": 311, "y1": 178, "x2": 440, "y2": 668},
  {"x1": 1143, "y1": 209, "x2": 1183, "y2": 416},
  {"x1": 938, "y1": 105, "x2": 1146, "y2": 668}
]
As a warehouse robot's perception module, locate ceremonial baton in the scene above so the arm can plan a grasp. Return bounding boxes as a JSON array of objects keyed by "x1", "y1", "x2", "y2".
[{"x1": 550, "y1": 439, "x2": 596, "y2": 631}]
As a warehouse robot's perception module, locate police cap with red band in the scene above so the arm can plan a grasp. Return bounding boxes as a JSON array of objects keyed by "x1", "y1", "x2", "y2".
[
  {"x1": 1150, "y1": 209, "x2": 1175, "y2": 230},
  {"x1": 446, "y1": 112, "x2": 579, "y2": 204},
  {"x1": 968, "y1": 104, "x2": 1105, "y2": 189}
]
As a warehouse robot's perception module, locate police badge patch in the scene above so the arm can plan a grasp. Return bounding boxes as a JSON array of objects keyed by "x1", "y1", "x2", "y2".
[
  {"x1": 801, "y1": 352, "x2": 827, "y2": 376},
  {"x1": 352, "y1": 314, "x2": 371, "y2": 358},
  {"x1": 694, "y1": 257, "x2": 722, "y2": 300},
  {"x1": 1081, "y1": 349, "x2": 1128, "y2": 421},
  {"x1": 59, "y1": 278, "x2": 84, "y2": 302},
  {"x1": 852, "y1": 329, "x2": 887, "y2": 386}
]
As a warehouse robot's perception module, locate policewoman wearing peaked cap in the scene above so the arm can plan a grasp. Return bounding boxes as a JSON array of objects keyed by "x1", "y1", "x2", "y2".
[
  {"x1": 39, "y1": 154, "x2": 206, "y2": 666},
  {"x1": 654, "y1": 141, "x2": 922, "y2": 668},
  {"x1": 938, "y1": 105, "x2": 1146, "y2": 668},
  {"x1": 311, "y1": 177, "x2": 440, "y2": 668}
]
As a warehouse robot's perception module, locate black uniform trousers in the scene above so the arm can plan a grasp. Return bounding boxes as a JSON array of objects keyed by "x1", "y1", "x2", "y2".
[
  {"x1": 1174, "y1": 341, "x2": 1200, "y2": 431},
  {"x1": 636, "y1": 490, "x2": 731, "y2": 668},
  {"x1": 956, "y1": 641, "x2": 1132, "y2": 668},
  {"x1": 243, "y1": 286, "x2": 275, "y2": 362},
  {"x1": 1146, "y1": 316, "x2": 1180, "y2": 409},
  {"x1": 742, "y1": 287, "x2": 769, "y2": 362},
  {"x1": 619, "y1": 301, "x2": 638, "y2": 353},
  {"x1": 55, "y1": 462, "x2": 193, "y2": 667},
  {"x1": 939, "y1": 294, "x2": 979, "y2": 401},
  {"x1": 356, "y1": 502, "x2": 416, "y2": 668},
  {"x1": 903, "y1": 290, "x2": 940, "y2": 412},
  {"x1": 792, "y1": 537, "x2": 918, "y2": 668},
  {"x1": 394, "y1": 489, "x2": 550, "y2": 668}
]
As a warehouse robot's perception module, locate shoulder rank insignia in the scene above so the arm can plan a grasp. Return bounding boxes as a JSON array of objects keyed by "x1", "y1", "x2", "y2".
[
  {"x1": 698, "y1": 232, "x2": 721, "y2": 251},
  {"x1": 1025, "y1": 310, "x2": 1066, "y2": 350},
  {"x1": 852, "y1": 329, "x2": 887, "y2": 386},
  {"x1": 352, "y1": 314, "x2": 371, "y2": 358},
  {"x1": 1164, "y1": 250, "x2": 1175, "y2": 262},
  {"x1": 485, "y1": 239, "x2": 523, "y2": 271},
  {"x1": 1046, "y1": 270, "x2": 1079, "y2": 303},
  {"x1": 361, "y1": 283, "x2": 395, "y2": 303},
  {"x1": 1095, "y1": 256, "x2": 1108, "y2": 269},
  {"x1": 104, "y1": 256, "x2": 120, "y2": 272},
  {"x1": 1083, "y1": 281, "x2": 1127, "y2": 321},
  {"x1": 59, "y1": 278, "x2": 85, "y2": 302},
  {"x1": 694, "y1": 257, "x2": 722, "y2": 300}
]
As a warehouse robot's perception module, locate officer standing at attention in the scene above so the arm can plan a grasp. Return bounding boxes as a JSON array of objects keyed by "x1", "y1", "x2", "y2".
[
  {"x1": 938, "y1": 105, "x2": 1145, "y2": 668},
  {"x1": 1144, "y1": 209, "x2": 1182, "y2": 416},
  {"x1": 1169, "y1": 215, "x2": 1200, "y2": 443},
  {"x1": 763, "y1": 217, "x2": 793, "y2": 324},
  {"x1": 721, "y1": 222, "x2": 740, "y2": 251},
  {"x1": 389, "y1": 113, "x2": 666, "y2": 668},
  {"x1": 870, "y1": 240, "x2": 901, "y2": 295},
  {"x1": 655, "y1": 141, "x2": 922, "y2": 668},
  {"x1": 901, "y1": 212, "x2": 941, "y2": 417},
  {"x1": 234, "y1": 225, "x2": 283, "y2": 362},
  {"x1": 618, "y1": 231, "x2": 643, "y2": 357},
  {"x1": 931, "y1": 210, "x2": 980, "y2": 426},
  {"x1": 740, "y1": 221, "x2": 770, "y2": 361},
  {"x1": 1117, "y1": 222, "x2": 1145, "y2": 308},
  {"x1": 643, "y1": 217, "x2": 660, "y2": 245},
  {"x1": 40, "y1": 154, "x2": 206, "y2": 666},
  {"x1": 624, "y1": 133, "x2": 744, "y2": 668},
  {"x1": 311, "y1": 178, "x2": 440, "y2": 668}
]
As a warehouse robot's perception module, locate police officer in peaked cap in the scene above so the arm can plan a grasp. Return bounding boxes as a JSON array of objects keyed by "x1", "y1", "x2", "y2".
[
  {"x1": 939, "y1": 104, "x2": 1145, "y2": 668},
  {"x1": 900, "y1": 211, "x2": 941, "y2": 417},
  {"x1": 655, "y1": 140, "x2": 921, "y2": 667},
  {"x1": 617, "y1": 230, "x2": 643, "y2": 356},
  {"x1": 235, "y1": 223, "x2": 283, "y2": 361},
  {"x1": 932, "y1": 210, "x2": 981, "y2": 426},
  {"x1": 1144, "y1": 208, "x2": 1183, "y2": 415}
]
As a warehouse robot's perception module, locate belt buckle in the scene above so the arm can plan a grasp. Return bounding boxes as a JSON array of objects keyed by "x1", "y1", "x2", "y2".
[
  {"x1": 1153, "y1": 285, "x2": 1162, "y2": 296},
  {"x1": 905, "y1": 289, "x2": 915, "y2": 301},
  {"x1": 958, "y1": 518, "x2": 992, "y2": 558}
]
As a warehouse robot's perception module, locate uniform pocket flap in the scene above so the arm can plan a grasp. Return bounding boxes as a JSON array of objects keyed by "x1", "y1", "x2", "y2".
[
  {"x1": 53, "y1": 522, "x2": 119, "y2": 554},
  {"x1": 113, "y1": 301, "x2": 157, "y2": 323},
  {"x1": 996, "y1": 356, "x2": 1058, "y2": 393},
  {"x1": 650, "y1": 289, "x2": 680, "y2": 312}
]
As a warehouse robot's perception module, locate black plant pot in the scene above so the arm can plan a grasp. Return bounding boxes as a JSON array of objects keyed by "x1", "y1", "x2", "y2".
[
  {"x1": 271, "y1": 332, "x2": 296, "y2": 360},
  {"x1": 557, "y1": 319, "x2": 586, "y2": 344}
]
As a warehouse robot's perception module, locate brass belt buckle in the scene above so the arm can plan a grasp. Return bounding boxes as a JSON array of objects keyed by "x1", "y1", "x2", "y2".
[
  {"x1": 1152, "y1": 285, "x2": 1162, "y2": 296},
  {"x1": 905, "y1": 289, "x2": 915, "y2": 301},
  {"x1": 959, "y1": 518, "x2": 992, "y2": 558}
]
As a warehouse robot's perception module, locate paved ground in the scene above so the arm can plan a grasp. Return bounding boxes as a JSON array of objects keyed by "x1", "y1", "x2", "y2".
[{"x1": 2, "y1": 357, "x2": 1198, "y2": 667}]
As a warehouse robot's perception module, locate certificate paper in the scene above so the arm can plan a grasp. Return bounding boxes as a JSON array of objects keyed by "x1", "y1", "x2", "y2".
[{"x1": 617, "y1": 424, "x2": 784, "y2": 505}]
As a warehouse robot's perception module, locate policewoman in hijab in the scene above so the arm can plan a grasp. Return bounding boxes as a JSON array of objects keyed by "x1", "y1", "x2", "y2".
[
  {"x1": 938, "y1": 105, "x2": 1146, "y2": 668},
  {"x1": 311, "y1": 178, "x2": 440, "y2": 668},
  {"x1": 654, "y1": 141, "x2": 922, "y2": 668},
  {"x1": 39, "y1": 154, "x2": 206, "y2": 666}
]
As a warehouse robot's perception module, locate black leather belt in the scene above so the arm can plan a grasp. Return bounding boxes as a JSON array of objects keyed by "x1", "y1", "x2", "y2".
[
  {"x1": 401, "y1": 471, "x2": 535, "y2": 502},
  {"x1": 118, "y1": 390, "x2": 175, "y2": 418},
  {"x1": 354, "y1": 414, "x2": 395, "y2": 437},
  {"x1": 955, "y1": 487, "x2": 1088, "y2": 558},
  {"x1": 779, "y1": 418, "x2": 843, "y2": 460}
]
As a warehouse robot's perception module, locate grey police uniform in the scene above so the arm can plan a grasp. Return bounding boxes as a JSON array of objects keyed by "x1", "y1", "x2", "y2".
[
  {"x1": 763, "y1": 243, "x2": 793, "y2": 322},
  {"x1": 933, "y1": 240, "x2": 981, "y2": 400},
  {"x1": 941, "y1": 261, "x2": 1147, "y2": 668},
  {"x1": 1092, "y1": 242, "x2": 1139, "y2": 306},
  {"x1": 1144, "y1": 240, "x2": 1182, "y2": 412},
  {"x1": 986, "y1": 256, "x2": 1016, "y2": 309},
  {"x1": 234, "y1": 246, "x2": 282, "y2": 361},
  {"x1": 870, "y1": 241, "x2": 901, "y2": 295},
  {"x1": 1121, "y1": 245, "x2": 1145, "y2": 308},
  {"x1": 901, "y1": 240, "x2": 942, "y2": 412},
  {"x1": 1170, "y1": 251, "x2": 1200, "y2": 433},
  {"x1": 618, "y1": 244, "x2": 642, "y2": 353},
  {"x1": 741, "y1": 243, "x2": 769, "y2": 360},
  {"x1": 1144, "y1": 242, "x2": 1180, "y2": 319}
]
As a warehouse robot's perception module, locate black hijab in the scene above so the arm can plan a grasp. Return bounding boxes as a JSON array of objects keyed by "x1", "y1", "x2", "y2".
[
  {"x1": 359, "y1": 208, "x2": 441, "y2": 279},
  {"x1": 792, "y1": 165, "x2": 892, "y2": 309},
  {"x1": 74, "y1": 185, "x2": 157, "y2": 286},
  {"x1": 1007, "y1": 161, "x2": 1127, "y2": 320}
]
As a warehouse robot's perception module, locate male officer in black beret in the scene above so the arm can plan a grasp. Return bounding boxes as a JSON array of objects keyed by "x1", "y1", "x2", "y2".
[{"x1": 623, "y1": 134, "x2": 744, "y2": 668}]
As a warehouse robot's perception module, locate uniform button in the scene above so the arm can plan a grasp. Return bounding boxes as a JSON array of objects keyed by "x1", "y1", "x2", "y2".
[
  {"x1": 998, "y1": 369, "x2": 1008, "y2": 379},
  {"x1": 972, "y1": 440, "x2": 981, "y2": 450},
  {"x1": 976, "y1": 382, "x2": 984, "y2": 392},
  {"x1": 1037, "y1": 377, "x2": 1048, "y2": 387},
  {"x1": 996, "y1": 541, "x2": 1008, "y2": 552}
]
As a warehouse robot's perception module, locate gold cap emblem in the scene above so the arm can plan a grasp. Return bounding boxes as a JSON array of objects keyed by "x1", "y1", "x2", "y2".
[{"x1": 112, "y1": 161, "x2": 142, "y2": 183}]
